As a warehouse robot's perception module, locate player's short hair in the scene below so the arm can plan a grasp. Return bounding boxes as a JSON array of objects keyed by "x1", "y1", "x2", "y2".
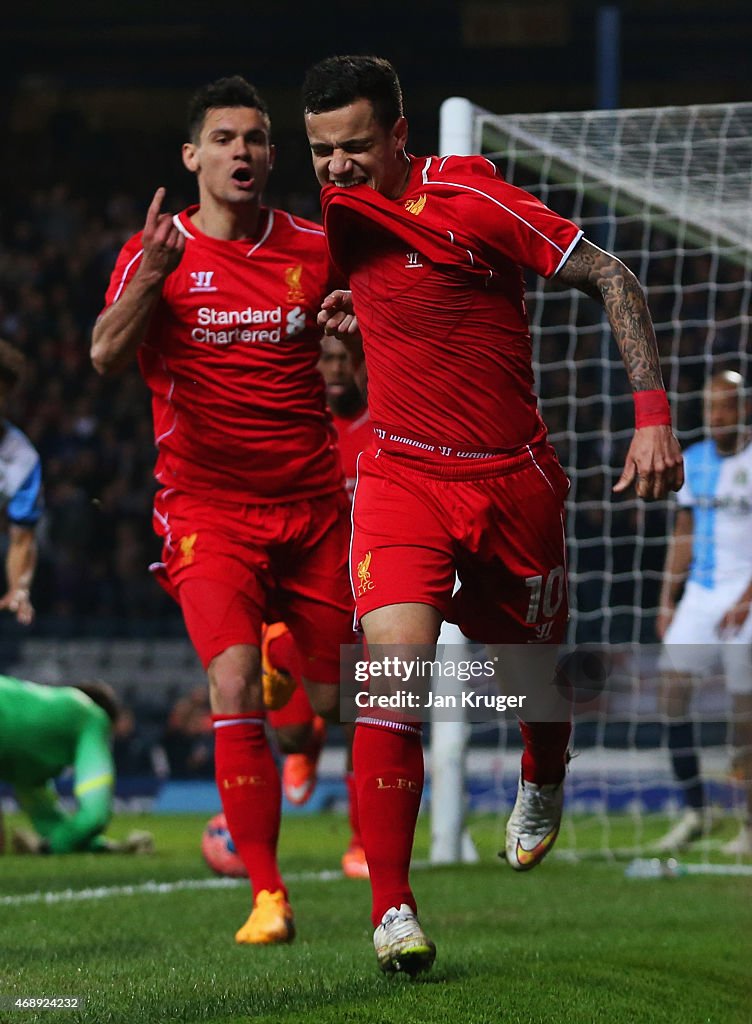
[
  {"x1": 0, "y1": 339, "x2": 25, "y2": 391},
  {"x1": 75, "y1": 681, "x2": 120, "y2": 726},
  {"x1": 302, "y1": 55, "x2": 404, "y2": 130},
  {"x1": 187, "y1": 75, "x2": 270, "y2": 143}
]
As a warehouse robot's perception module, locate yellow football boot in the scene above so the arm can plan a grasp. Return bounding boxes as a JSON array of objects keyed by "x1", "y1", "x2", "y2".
[{"x1": 235, "y1": 889, "x2": 295, "y2": 945}]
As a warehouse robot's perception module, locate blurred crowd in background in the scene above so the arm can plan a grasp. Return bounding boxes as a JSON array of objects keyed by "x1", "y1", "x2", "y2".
[{"x1": 0, "y1": 186, "x2": 164, "y2": 634}]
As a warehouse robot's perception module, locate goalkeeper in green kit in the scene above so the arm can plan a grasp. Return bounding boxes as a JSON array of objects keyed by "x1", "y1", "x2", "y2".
[{"x1": 0, "y1": 675, "x2": 153, "y2": 854}]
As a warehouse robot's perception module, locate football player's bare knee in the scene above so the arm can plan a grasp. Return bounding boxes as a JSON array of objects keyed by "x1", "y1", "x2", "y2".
[
  {"x1": 207, "y1": 643, "x2": 263, "y2": 713},
  {"x1": 360, "y1": 604, "x2": 441, "y2": 700},
  {"x1": 659, "y1": 671, "x2": 694, "y2": 717},
  {"x1": 304, "y1": 680, "x2": 340, "y2": 722},
  {"x1": 274, "y1": 722, "x2": 314, "y2": 754},
  {"x1": 361, "y1": 602, "x2": 442, "y2": 646}
]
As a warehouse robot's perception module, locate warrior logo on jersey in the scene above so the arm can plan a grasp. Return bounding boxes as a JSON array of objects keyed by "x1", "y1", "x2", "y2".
[
  {"x1": 189, "y1": 271, "x2": 217, "y2": 293},
  {"x1": 284, "y1": 264, "x2": 305, "y2": 303},
  {"x1": 178, "y1": 533, "x2": 198, "y2": 567},
  {"x1": 356, "y1": 551, "x2": 375, "y2": 596},
  {"x1": 405, "y1": 251, "x2": 424, "y2": 269},
  {"x1": 404, "y1": 194, "x2": 427, "y2": 216}
]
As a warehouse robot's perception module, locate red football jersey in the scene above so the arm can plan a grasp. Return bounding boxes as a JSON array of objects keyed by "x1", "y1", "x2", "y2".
[
  {"x1": 332, "y1": 406, "x2": 371, "y2": 497},
  {"x1": 103, "y1": 206, "x2": 343, "y2": 502},
  {"x1": 321, "y1": 155, "x2": 583, "y2": 453}
]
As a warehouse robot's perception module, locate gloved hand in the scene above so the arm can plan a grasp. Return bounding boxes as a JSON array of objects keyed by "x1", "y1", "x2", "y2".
[{"x1": 99, "y1": 830, "x2": 155, "y2": 854}]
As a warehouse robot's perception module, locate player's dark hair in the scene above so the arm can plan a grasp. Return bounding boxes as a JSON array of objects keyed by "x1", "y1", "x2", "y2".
[
  {"x1": 75, "y1": 682, "x2": 120, "y2": 725},
  {"x1": 0, "y1": 338, "x2": 25, "y2": 391},
  {"x1": 302, "y1": 55, "x2": 404, "y2": 130},
  {"x1": 187, "y1": 75, "x2": 270, "y2": 142}
]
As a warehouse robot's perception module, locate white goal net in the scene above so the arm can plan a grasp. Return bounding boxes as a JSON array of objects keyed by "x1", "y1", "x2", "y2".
[{"x1": 431, "y1": 99, "x2": 752, "y2": 865}]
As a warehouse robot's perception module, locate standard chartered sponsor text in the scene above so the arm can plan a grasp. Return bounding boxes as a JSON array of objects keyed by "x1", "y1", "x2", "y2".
[{"x1": 192, "y1": 305, "x2": 305, "y2": 345}]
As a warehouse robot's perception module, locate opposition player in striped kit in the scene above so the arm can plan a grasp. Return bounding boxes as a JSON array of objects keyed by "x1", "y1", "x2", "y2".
[
  {"x1": 92, "y1": 77, "x2": 357, "y2": 945},
  {"x1": 303, "y1": 55, "x2": 684, "y2": 974},
  {"x1": 656, "y1": 370, "x2": 752, "y2": 856},
  {"x1": 0, "y1": 340, "x2": 42, "y2": 627}
]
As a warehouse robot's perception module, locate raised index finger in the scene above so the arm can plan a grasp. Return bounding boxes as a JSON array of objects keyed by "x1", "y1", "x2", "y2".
[{"x1": 145, "y1": 187, "x2": 166, "y2": 231}]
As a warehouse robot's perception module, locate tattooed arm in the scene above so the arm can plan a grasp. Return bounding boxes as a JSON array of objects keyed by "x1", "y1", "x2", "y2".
[{"x1": 557, "y1": 238, "x2": 684, "y2": 500}]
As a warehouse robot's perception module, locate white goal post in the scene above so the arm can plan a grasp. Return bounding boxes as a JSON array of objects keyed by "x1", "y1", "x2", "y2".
[{"x1": 428, "y1": 100, "x2": 486, "y2": 866}]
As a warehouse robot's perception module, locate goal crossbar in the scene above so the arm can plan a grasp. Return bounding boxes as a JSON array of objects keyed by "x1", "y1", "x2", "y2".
[{"x1": 475, "y1": 104, "x2": 752, "y2": 261}]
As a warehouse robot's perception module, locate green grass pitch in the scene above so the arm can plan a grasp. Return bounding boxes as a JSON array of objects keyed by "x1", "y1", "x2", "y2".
[{"x1": 1, "y1": 812, "x2": 749, "y2": 1024}]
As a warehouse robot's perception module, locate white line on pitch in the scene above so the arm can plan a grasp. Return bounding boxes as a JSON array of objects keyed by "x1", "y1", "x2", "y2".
[
  {"x1": 0, "y1": 861, "x2": 435, "y2": 908},
  {"x1": 0, "y1": 870, "x2": 343, "y2": 907}
]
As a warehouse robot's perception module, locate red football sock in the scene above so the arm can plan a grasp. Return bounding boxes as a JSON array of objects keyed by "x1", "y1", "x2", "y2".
[
  {"x1": 212, "y1": 714, "x2": 285, "y2": 900},
  {"x1": 345, "y1": 771, "x2": 362, "y2": 847},
  {"x1": 519, "y1": 720, "x2": 571, "y2": 785},
  {"x1": 353, "y1": 721, "x2": 424, "y2": 926}
]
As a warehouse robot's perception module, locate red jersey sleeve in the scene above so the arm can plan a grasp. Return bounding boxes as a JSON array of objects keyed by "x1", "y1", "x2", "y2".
[{"x1": 430, "y1": 155, "x2": 583, "y2": 278}]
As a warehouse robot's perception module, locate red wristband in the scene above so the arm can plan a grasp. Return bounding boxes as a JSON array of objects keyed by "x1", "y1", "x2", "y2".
[{"x1": 633, "y1": 389, "x2": 671, "y2": 428}]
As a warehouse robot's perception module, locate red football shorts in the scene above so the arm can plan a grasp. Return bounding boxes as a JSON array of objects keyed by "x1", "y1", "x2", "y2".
[
  {"x1": 152, "y1": 487, "x2": 354, "y2": 679},
  {"x1": 350, "y1": 444, "x2": 570, "y2": 644}
]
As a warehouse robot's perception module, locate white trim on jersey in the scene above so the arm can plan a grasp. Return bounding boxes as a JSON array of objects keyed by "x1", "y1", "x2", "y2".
[
  {"x1": 174, "y1": 213, "x2": 195, "y2": 240},
  {"x1": 112, "y1": 249, "x2": 144, "y2": 303},
  {"x1": 283, "y1": 211, "x2": 325, "y2": 236},
  {"x1": 245, "y1": 209, "x2": 274, "y2": 256},
  {"x1": 424, "y1": 178, "x2": 574, "y2": 258},
  {"x1": 155, "y1": 417, "x2": 178, "y2": 445},
  {"x1": 155, "y1": 417, "x2": 179, "y2": 446},
  {"x1": 554, "y1": 229, "x2": 585, "y2": 275},
  {"x1": 152, "y1": 503, "x2": 174, "y2": 555},
  {"x1": 143, "y1": 342, "x2": 179, "y2": 445},
  {"x1": 445, "y1": 229, "x2": 477, "y2": 270}
]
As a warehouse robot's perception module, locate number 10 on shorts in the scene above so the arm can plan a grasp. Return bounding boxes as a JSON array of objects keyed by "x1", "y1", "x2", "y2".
[{"x1": 524, "y1": 567, "x2": 565, "y2": 623}]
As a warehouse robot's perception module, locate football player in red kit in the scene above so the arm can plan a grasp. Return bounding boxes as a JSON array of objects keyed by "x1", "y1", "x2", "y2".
[
  {"x1": 318, "y1": 334, "x2": 371, "y2": 499},
  {"x1": 92, "y1": 76, "x2": 356, "y2": 946},
  {"x1": 266, "y1": 335, "x2": 371, "y2": 878},
  {"x1": 303, "y1": 55, "x2": 684, "y2": 974}
]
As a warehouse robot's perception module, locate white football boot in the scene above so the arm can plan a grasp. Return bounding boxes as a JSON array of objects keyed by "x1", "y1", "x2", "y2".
[
  {"x1": 373, "y1": 904, "x2": 436, "y2": 975},
  {"x1": 504, "y1": 776, "x2": 564, "y2": 871}
]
